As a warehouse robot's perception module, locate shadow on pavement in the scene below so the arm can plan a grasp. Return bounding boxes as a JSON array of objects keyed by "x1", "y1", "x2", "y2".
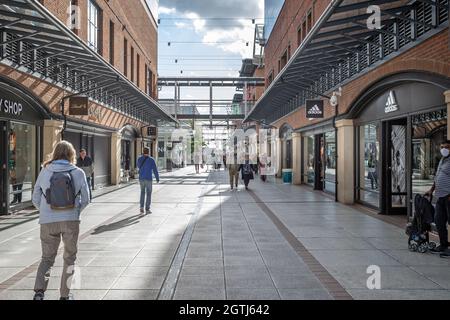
[{"x1": 91, "y1": 214, "x2": 144, "y2": 235}]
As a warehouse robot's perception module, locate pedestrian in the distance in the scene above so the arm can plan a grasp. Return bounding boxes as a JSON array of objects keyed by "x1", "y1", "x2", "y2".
[
  {"x1": 76, "y1": 149, "x2": 94, "y2": 201},
  {"x1": 239, "y1": 155, "x2": 257, "y2": 190},
  {"x1": 227, "y1": 153, "x2": 239, "y2": 190},
  {"x1": 137, "y1": 147, "x2": 160, "y2": 215},
  {"x1": 32, "y1": 141, "x2": 90, "y2": 301}
]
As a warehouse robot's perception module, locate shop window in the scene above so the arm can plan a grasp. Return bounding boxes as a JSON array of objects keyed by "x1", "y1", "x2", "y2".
[
  {"x1": 324, "y1": 131, "x2": 336, "y2": 194},
  {"x1": 8, "y1": 122, "x2": 36, "y2": 211},
  {"x1": 412, "y1": 110, "x2": 447, "y2": 198},
  {"x1": 304, "y1": 135, "x2": 315, "y2": 186},
  {"x1": 358, "y1": 123, "x2": 381, "y2": 208}
]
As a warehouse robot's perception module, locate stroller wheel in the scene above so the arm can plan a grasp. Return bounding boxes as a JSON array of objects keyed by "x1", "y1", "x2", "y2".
[
  {"x1": 428, "y1": 242, "x2": 437, "y2": 250},
  {"x1": 418, "y1": 244, "x2": 428, "y2": 253},
  {"x1": 409, "y1": 243, "x2": 418, "y2": 252}
]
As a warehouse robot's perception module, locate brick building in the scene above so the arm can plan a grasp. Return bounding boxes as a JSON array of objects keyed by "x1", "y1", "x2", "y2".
[
  {"x1": 0, "y1": 0, "x2": 175, "y2": 215},
  {"x1": 247, "y1": 0, "x2": 450, "y2": 217}
]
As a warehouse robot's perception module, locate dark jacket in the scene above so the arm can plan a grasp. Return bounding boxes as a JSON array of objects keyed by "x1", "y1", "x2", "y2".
[
  {"x1": 76, "y1": 156, "x2": 94, "y2": 177},
  {"x1": 239, "y1": 161, "x2": 257, "y2": 180}
]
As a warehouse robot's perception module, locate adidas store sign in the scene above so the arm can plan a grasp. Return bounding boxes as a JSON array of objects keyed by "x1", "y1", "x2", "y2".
[
  {"x1": 385, "y1": 91, "x2": 399, "y2": 113},
  {"x1": 306, "y1": 100, "x2": 324, "y2": 119}
]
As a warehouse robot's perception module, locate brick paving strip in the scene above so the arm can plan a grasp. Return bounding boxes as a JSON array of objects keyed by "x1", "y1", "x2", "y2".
[{"x1": 248, "y1": 190, "x2": 353, "y2": 300}]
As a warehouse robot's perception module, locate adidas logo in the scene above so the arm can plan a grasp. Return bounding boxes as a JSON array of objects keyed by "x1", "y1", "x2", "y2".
[
  {"x1": 307, "y1": 105, "x2": 322, "y2": 115},
  {"x1": 385, "y1": 91, "x2": 398, "y2": 113}
]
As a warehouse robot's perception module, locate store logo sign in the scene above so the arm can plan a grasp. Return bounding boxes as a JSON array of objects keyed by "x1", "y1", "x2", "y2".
[
  {"x1": 385, "y1": 91, "x2": 399, "y2": 113},
  {"x1": 306, "y1": 100, "x2": 324, "y2": 119},
  {"x1": 0, "y1": 98, "x2": 23, "y2": 116}
]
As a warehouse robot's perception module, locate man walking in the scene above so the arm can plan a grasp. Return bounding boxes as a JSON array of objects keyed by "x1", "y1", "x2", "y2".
[
  {"x1": 137, "y1": 147, "x2": 160, "y2": 215},
  {"x1": 426, "y1": 140, "x2": 450, "y2": 257},
  {"x1": 227, "y1": 153, "x2": 239, "y2": 190},
  {"x1": 76, "y1": 149, "x2": 94, "y2": 201}
]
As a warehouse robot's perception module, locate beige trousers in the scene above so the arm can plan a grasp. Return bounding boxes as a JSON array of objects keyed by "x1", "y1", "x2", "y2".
[
  {"x1": 34, "y1": 221, "x2": 80, "y2": 298},
  {"x1": 228, "y1": 167, "x2": 239, "y2": 188}
]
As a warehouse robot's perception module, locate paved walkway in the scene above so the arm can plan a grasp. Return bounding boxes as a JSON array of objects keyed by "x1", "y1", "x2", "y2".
[{"x1": 0, "y1": 167, "x2": 449, "y2": 300}]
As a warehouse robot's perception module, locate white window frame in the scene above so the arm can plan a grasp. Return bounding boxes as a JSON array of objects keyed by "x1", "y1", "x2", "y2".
[{"x1": 88, "y1": 0, "x2": 99, "y2": 52}]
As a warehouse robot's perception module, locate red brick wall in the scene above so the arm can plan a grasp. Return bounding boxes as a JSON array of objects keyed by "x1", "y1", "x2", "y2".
[
  {"x1": 272, "y1": 29, "x2": 450, "y2": 130},
  {"x1": 264, "y1": 0, "x2": 330, "y2": 87},
  {"x1": 39, "y1": 0, "x2": 158, "y2": 98}
]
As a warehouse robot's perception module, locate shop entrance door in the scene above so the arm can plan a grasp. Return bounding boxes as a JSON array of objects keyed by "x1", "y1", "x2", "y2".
[
  {"x1": 285, "y1": 139, "x2": 292, "y2": 169},
  {"x1": 383, "y1": 118, "x2": 408, "y2": 215},
  {"x1": 0, "y1": 121, "x2": 7, "y2": 215},
  {"x1": 314, "y1": 134, "x2": 324, "y2": 191}
]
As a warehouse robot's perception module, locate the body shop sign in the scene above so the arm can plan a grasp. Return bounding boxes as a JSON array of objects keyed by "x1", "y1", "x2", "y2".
[
  {"x1": 0, "y1": 98, "x2": 23, "y2": 117},
  {"x1": 0, "y1": 86, "x2": 45, "y2": 122}
]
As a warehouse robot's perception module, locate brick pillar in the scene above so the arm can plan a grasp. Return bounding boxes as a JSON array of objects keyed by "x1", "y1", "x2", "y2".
[
  {"x1": 42, "y1": 120, "x2": 64, "y2": 162},
  {"x1": 292, "y1": 132, "x2": 302, "y2": 185},
  {"x1": 111, "y1": 132, "x2": 122, "y2": 185},
  {"x1": 445, "y1": 90, "x2": 450, "y2": 137},
  {"x1": 336, "y1": 119, "x2": 355, "y2": 204}
]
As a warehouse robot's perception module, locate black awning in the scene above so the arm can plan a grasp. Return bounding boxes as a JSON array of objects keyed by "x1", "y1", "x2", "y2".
[
  {"x1": 245, "y1": 0, "x2": 449, "y2": 124},
  {"x1": 0, "y1": 0, "x2": 177, "y2": 125}
]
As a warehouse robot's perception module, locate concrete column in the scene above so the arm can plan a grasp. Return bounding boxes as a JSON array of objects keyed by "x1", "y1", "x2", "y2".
[
  {"x1": 111, "y1": 132, "x2": 122, "y2": 185},
  {"x1": 336, "y1": 119, "x2": 355, "y2": 204},
  {"x1": 276, "y1": 137, "x2": 282, "y2": 177},
  {"x1": 445, "y1": 90, "x2": 450, "y2": 137},
  {"x1": 42, "y1": 120, "x2": 64, "y2": 162},
  {"x1": 292, "y1": 132, "x2": 302, "y2": 185}
]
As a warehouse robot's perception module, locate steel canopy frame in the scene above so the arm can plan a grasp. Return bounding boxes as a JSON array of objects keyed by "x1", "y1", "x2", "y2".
[
  {"x1": 245, "y1": 0, "x2": 449, "y2": 124},
  {"x1": 0, "y1": 0, "x2": 177, "y2": 125}
]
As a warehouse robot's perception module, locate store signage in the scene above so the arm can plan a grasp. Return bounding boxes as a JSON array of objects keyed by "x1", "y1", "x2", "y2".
[
  {"x1": 69, "y1": 96, "x2": 89, "y2": 115},
  {"x1": 0, "y1": 98, "x2": 23, "y2": 116},
  {"x1": 385, "y1": 91, "x2": 399, "y2": 113},
  {"x1": 306, "y1": 100, "x2": 324, "y2": 119},
  {"x1": 147, "y1": 126, "x2": 157, "y2": 137},
  {"x1": 88, "y1": 105, "x2": 103, "y2": 123}
]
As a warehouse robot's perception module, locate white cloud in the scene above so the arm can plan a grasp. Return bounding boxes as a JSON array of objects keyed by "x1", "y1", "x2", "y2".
[
  {"x1": 175, "y1": 21, "x2": 189, "y2": 29},
  {"x1": 159, "y1": 6, "x2": 176, "y2": 15}
]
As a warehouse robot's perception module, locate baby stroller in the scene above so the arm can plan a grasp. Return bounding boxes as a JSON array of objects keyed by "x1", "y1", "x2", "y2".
[{"x1": 406, "y1": 194, "x2": 436, "y2": 253}]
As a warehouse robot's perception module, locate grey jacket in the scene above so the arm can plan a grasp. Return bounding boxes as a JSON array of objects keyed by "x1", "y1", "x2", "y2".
[{"x1": 32, "y1": 161, "x2": 90, "y2": 225}]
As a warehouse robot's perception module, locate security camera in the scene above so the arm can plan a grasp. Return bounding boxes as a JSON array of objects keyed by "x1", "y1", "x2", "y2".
[{"x1": 330, "y1": 87, "x2": 342, "y2": 108}]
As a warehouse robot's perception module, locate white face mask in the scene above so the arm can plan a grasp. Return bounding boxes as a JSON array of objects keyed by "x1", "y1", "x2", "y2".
[{"x1": 441, "y1": 148, "x2": 449, "y2": 158}]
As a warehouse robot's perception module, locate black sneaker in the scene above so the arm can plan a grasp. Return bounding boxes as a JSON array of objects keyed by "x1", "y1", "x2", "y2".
[
  {"x1": 33, "y1": 291, "x2": 44, "y2": 301},
  {"x1": 60, "y1": 294, "x2": 74, "y2": 301},
  {"x1": 430, "y1": 245, "x2": 448, "y2": 254}
]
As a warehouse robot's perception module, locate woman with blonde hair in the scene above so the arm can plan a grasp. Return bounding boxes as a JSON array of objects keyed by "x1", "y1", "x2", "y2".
[{"x1": 32, "y1": 140, "x2": 90, "y2": 301}]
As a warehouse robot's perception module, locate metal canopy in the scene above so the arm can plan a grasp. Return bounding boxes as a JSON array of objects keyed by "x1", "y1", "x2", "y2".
[
  {"x1": 0, "y1": 0, "x2": 176, "y2": 125},
  {"x1": 245, "y1": 0, "x2": 449, "y2": 124}
]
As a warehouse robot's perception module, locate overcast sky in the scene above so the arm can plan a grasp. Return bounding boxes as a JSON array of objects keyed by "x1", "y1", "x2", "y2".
[{"x1": 157, "y1": 0, "x2": 264, "y2": 104}]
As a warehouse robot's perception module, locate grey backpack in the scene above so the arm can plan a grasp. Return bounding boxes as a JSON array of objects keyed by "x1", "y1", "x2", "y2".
[{"x1": 44, "y1": 170, "x2": 80, "y2": 210}]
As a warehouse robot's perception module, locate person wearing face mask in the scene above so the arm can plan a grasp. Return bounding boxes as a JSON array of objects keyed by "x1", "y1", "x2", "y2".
[{"x1": 426, "y1": 140, "x2": 450, "y2": 257}]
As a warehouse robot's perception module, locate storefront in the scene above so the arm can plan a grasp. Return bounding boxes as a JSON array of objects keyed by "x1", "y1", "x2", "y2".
[
  {"x1": 64, "y1": 122, "x2": 112, "y2": 188},
  {"x1": 352, "y1": 72, "x2": 450, "y2": 216},
  {"x1": 279, "y1": 124, "x2": 293, "y2": 171},
  {"x1": 0, "y1": 79, "x2": 48, "y2": 215},
  {"x1": 120, "y1": 125, "x2": 140, "y2": 180},
  {"x1": 300, "y1": 121, "x2": 337, "y2": 194}
]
